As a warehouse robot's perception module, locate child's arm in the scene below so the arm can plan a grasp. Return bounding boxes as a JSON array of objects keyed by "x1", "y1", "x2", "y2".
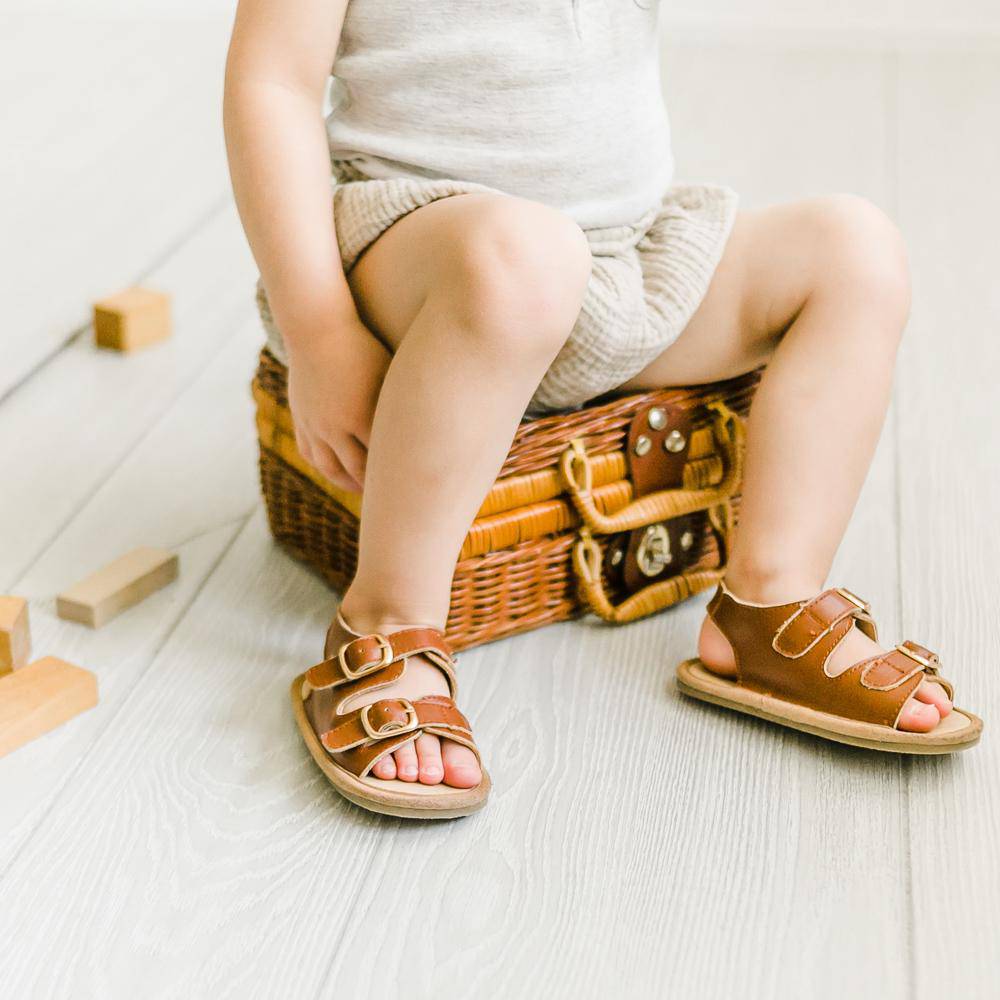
[{"x1": 224, "y1": 0, "x2": 386, "y2": 491}]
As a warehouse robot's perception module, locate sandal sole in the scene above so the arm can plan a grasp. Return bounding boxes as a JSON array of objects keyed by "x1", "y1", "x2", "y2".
[
  {"x1": 676, "y1": 658, "x2": 982, "y2": 754},
  {"x1": 291, "y1": 674, "x2": 491, "y2": 819}
]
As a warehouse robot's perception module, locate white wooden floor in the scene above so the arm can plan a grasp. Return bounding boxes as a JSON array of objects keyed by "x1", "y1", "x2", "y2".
[{"x1": 1, "y1": 11, "x2": 998, "y2": 999}]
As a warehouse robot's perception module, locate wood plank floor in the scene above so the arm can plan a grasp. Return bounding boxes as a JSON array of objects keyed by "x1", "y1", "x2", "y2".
[{"x1": 1, "y1": 14, "x2": 997, "y2": 999}]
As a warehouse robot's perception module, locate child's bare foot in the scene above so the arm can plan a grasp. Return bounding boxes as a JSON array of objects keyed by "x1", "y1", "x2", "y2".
[
  {"x1": 334, "y1": 615, "x2": 482, "y2": 789},
  {"x1": 698, "y1": 599, "x2": 953, "y2": 734}
]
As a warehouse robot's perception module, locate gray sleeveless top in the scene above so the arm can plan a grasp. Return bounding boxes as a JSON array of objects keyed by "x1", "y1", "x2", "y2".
[{"x1": 325, "y1": 0, "x2": 674, "y2": 229}]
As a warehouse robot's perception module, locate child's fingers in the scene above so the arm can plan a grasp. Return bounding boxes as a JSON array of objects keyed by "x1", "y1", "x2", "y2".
[
  {"x1": 351, "y1": 418, "x2": 374, "y2": 448},
  {"x1": 295, "y1": 432, "x2": 315, "y2": 466},
  {"x1": 337, "y1": 435, "x2": 368, "y2": 489},
  {"x1": 313, "y1": 440, "x2": 361, "y2": 491}
]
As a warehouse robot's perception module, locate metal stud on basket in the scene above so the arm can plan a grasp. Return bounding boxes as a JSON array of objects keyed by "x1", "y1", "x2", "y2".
[{"x1": 663, "y1": 429, "x2": 686, "y2": 453}]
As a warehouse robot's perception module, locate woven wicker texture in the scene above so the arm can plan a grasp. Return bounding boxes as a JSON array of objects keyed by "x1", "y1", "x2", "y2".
[{"x1": 254, "y1": 350, "x2": 759, "y2": 649}]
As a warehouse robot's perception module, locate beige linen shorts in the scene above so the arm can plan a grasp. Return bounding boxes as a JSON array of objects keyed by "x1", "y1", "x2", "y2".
[{"x1": 255, "y1": 161, "x2": 738, "y2": 414}]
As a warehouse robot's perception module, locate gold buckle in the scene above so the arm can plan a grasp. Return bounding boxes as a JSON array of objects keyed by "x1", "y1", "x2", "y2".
[
  {"x1": 896, "y1": 643, "x2": 933, "y2": 669},
  {"x1": 360, "y1": 700, "x2": 420, "y2": 741},
  {"x1": 337, "y1": 633, "x2": 393, "y2": 680},
  {"x1": 836, "y1": 587, "x2": 868, "y2": 611}
]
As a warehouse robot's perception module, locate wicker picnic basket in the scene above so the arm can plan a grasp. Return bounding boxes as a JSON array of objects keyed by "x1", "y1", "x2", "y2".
[{"x1": 253, "y1": 348, "x2": 760, "y2": 650}]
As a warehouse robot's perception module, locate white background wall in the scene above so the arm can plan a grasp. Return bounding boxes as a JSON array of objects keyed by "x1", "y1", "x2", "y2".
[
  {"x1": 668, "y1": 0, "x2": 1000, "y2": 35},
  {"x1": 6, "y1": 0, "x2": 1000, "y2": 37}
]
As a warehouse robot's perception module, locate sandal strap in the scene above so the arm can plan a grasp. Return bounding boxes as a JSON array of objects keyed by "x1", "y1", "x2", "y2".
[
  {"x1": 707, "y1": 584, "x2": 944, "y2": 729},
  {"x1": 306, "y1": 626, "x2": 456, "y2": 692},
  {"x1": 320, "y1": 695, "x2": 480, "y2": 778},
  {"x1": 772, "y1": 588, "x2": 875, "y2": 657},
  {"x1": 302, "y1": 618, "x2": 477, "y2": 779},
  {"x1": 858, "y1": 641, "x2": 954, "y2": 701}
]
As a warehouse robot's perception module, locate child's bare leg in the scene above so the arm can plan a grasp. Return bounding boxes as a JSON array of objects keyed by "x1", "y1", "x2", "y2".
[
  {"x1": 621, "y1": 195, "x2": 951, "y2": 733},
  {"x1": 335, "y1": 193, "x2": 592, "y2": 785}
]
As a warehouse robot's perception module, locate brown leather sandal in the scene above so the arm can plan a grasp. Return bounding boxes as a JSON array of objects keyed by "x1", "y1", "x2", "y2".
[
  {"x1": 291, "y1": 612, "x2": 491, "y2": 818},
  {"x1": 676, "y1": 583, "x2": 982, "y2": 753}
]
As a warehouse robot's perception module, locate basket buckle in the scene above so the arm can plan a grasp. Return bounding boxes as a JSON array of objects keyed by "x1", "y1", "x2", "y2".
[
  {"x1": 635, "y1": 522, "x2": 673, "y2": 578},
  {"x1": 337, "y1": 633, "x2": 394, "y2": 680}
]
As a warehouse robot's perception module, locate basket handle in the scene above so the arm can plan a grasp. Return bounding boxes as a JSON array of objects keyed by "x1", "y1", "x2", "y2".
[
  {"x1": 561, "y1": 401, "x2": 743, "y2": 625},
  {"x1": 558, "y1": 401, "x2": 745, "y2": 535},
  {"x1": 571, "y1": 504, "x2": 734, "y2": 623}
]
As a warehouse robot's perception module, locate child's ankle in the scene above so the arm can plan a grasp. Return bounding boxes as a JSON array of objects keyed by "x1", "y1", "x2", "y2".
[
  {"x1": 338, "y1": 590, "x2": 447, "y2": 635},
  {"x1": 723, "y1": 559, "x2": 825, "y2": 607}
]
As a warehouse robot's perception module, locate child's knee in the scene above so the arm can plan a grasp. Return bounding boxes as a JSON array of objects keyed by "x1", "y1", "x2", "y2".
[
  {"x1": 807, "y1": 194, "x2": 912, "y2": 334},
  {"x1": 441, "y1": 195, "x2": 592, "y2": 359}
]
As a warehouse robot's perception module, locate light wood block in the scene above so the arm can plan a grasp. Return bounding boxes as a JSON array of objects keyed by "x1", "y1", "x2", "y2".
[
  {"x1": 93, "y1": 287, "x2": 172, "y2": 352},
  {"x1": 57, "y1": 547, "x2": 179, "y2": 628},
  {"x1": 0, "y1": 596, "x2": 31, "y2": 675},
  {"x1": 0, "y1": 657, "x2": 98, "y2": 759}
]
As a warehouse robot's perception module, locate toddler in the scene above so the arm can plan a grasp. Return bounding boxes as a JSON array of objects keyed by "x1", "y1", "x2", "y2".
[{"x1": 224, "y1": 0, "x2": 980, "y2": 818}]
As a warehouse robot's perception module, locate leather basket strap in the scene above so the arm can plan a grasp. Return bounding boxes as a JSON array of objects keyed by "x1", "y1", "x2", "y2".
[{"x1": 559, "y1": 401, "x2": 745, "y2": 536}]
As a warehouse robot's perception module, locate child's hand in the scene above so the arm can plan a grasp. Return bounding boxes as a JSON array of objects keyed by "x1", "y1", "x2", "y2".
[{"x1": 285, "y1": 319, "x2": 391, "y2": 493}]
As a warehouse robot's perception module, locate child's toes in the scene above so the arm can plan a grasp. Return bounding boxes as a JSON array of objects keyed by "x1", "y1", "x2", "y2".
[
  {"x1": 913, "y1": 679, "x2": 953, "y2": 718},
  {"x1": 897, "y1": 698, "x2": 941, "y2": 733},
  {"x1": 371, "y1": 754, "x2": 396, "y2": 780},
  {"x1": 441, "y1": 740, "x2": 482, "y2": 788},
  {"x1": 415, "y1": 733, "x2": 444, "y2": 785},
  {"x1": 393, "y1": 740, "x2": 419, "y2": 782}
]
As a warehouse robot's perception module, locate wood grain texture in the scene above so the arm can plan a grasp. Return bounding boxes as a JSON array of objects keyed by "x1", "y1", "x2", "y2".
[
  {"x1": 0, "y1": 515, "x2": 379, "y2": 998},
  {"x1": 0, "y1": 206, "x2": 257, "y2": 854},
  {"x1": 313, "y1": 442, "x2": 910, "y2": 1000},
  {"x1": 0, "y1": 316, "x2": 261, "y2": 862},
  {"x1": 1, "y1": 18, "x2": 999, "y2": 999},
  {"x1": 894, "y1": 49, "x2": 1000, "y2": 996},
  {"x1": 0, "y1": 11, "x2": 233, "y2": 397},
  {"x1": 0, "y1": 203, "x2": 257, "y2": 591}
]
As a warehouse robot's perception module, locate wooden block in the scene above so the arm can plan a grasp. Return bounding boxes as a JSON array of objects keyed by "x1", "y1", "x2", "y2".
[
  {"x1": 57, "y1": 547, "x2": 179, "y2": 628},
  {"x1": 0, "y1": 656, "x2": 98, "y2": 758},
  {"x1": 93, "y1": 286, "x2": 172, "y2": 351},
  {"x1": 0, "y1": 596, "x2": 31, "y2": 675}
]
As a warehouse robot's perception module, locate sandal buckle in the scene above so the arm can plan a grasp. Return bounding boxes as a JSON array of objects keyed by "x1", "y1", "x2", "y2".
[
  {"x1": 337, "y1": 633, "x2": 394, "y2": 680},
  {"x1": 836, "y1": 587, "x2": 868, "y2": 611},
  {"x1": 360, "y1": 699, "x2": 420, "y2": 741},
  {"x1": 896, "y1": 642, "x2": 933, "y2": 670}
]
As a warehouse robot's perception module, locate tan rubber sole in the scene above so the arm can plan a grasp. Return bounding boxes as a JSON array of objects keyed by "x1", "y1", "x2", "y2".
[
  {"x1": 291, "y1": 674, "x2": 490, "y2": 819},
  {"x1": 676, "y1": 659, "x2": 982, "y2": 754}
]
